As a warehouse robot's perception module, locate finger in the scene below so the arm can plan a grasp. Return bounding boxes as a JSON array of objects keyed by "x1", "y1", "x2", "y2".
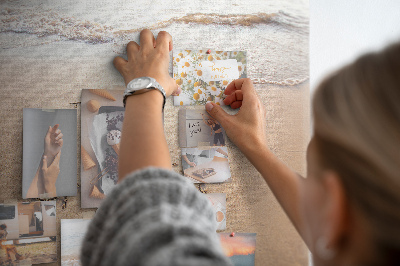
[
  {"x1": 55, "y1": 133, "x2": 63, "y2": 141},
  {"x1": 126, "y1": 41, "x2": 139, "y2": 61},
  {"x1": 113, "y1": 56, "x2": 128, "y2": 73},
  {"x1": 45, "y1": 126, "x2": 52, "y2": 138},
  {"x1": 54, "y1": 129, "x2": 61, "y2": 136},
  {"x1": 51, "y1": 124, "x2": 59, "y2": 133},
  {"x1": 139, "y1": 29, "x2": 155, "y2": 53},
  {"x1": 205, "y1": 102, "x2": 231, "y2": 127},
  {"x1": 155, "y1": 31, "x2": 173, "y2": 53},
  {"x1": 42, "y1": 156, "x2": 48, "y2": 171},
  {"x1": 230, "y1": 101, "x2": 242, "y2": 109},
  {"x1": 171, "y1": 85, "x2": 182, "y2": 96},
  {"x1": 223, "y1": 90, "x2": 243, "y2": 106},
  {"x1": 224, "y1": 78, "x2": 255, "y2": 97},
  {"x1": 57, "y1": 139, "x2": 64, "y2": 147}
]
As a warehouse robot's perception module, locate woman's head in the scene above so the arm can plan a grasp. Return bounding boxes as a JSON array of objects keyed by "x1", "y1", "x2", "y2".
[
  {"x1": 207, "y1": 119, "x2": 215, "y2": 125},
  {"x1": 0, "y1": 224, "x2": 6, "y2": 230},
  {"x1": 305, "y1": 43, "x2": 400, "y2": 265}
]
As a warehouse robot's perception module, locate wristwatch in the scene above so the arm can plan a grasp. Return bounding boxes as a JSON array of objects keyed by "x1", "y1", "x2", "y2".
[{"x1": 123, "y1": 77, "x2": 166, "y2": 110}]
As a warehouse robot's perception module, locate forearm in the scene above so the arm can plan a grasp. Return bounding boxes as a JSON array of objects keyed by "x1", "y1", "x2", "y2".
[
  {"x1": 43, "y1": 181, "x2": 57, "y2": 198},
  {"x1": 26, "y1": 156, "x2": 46, "y2": 198},
  {"x1": 242, "y1": 143, "x2": 305, "y2": 238},
  {"x1": 118, "y1": 91, "x2": 171, "y2": 181},
  {"x1": 26, "y1": 168, "x2": 42, "y2": 198}
]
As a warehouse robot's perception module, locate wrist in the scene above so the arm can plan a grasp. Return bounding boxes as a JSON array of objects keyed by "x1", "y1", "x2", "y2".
[
  {"x1": 43, "y1": 182, "x2": 56, "y2": 196},
  {"x1": 125, "y1": 90, "x2": 164, "y2": 110},
  {"x1": 124, "y1": 77, "x2": 166, "y2": 109},
  {"x1": 240, "y1": 138, "x2": 270, "y2": 159}
]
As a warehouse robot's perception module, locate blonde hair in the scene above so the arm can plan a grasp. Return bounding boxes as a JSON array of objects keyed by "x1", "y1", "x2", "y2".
[{"x1": 312, "y1": 43, "x2": 400, "y2": 264}]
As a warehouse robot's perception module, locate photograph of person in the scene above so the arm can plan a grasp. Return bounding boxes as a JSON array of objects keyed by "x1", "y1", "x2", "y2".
[
  {"x1": 201, "y1": 113, "x2": 225, "y2": 146},
  {"x1": 23, "y1": 109, "x2": 77, "y2": 199},
  {"x1": 26, "y1": 124, "x2": 63, "y2": 198},
  {"x1": 179, "y1": 109, "x2": 227, "y2": 148},
  {"x1": 0, "y1": 201, "x2": 57, "y2": 265},
  {"x1": 0, "y1": 223, "x2": 24, "y2": 263}
]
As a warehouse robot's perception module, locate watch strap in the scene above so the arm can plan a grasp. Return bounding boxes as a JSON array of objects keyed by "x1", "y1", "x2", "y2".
[{"x1": 123, "y1": 77, "x2": 166, "y2": 110}]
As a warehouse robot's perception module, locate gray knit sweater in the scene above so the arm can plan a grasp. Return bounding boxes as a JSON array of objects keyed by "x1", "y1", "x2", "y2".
[{"x1": 81, "y1": 167, "x2": 232, "y2": 266}]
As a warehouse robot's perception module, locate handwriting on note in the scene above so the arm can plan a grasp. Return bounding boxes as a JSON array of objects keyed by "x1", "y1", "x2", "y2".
[
  {"x1": 189, "y1": 122, "x2": 202, "y2": 137},
  {"x1": 199, "y1": 59, "x2": 239, "y2": 82}
]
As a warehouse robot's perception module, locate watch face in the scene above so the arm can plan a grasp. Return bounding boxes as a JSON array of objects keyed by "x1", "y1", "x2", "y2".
[{"x1": 131, "y1": 77, "x2": 151, "y2": 90}]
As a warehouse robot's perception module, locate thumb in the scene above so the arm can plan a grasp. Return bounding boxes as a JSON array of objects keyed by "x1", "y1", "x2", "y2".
[
  {"x1": 45, "y1": 126, "x2": 52, "y2": 138},
  {"x1": 205, "y1": 102, "x2": 231, "y2": 126}
]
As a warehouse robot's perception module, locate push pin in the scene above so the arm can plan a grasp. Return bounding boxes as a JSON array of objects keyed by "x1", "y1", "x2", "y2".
[
  {"x1": 172, "y1": 162, "x2": 178, "y2": 167},
  {"x1": 230, "y1": 232, "x2": 235, "y2": 237},
  {"x1": 69, "y1": 102, "x2": 81, "y2": 108},
  {"x1": 206, "y1": 49, "x2": 211, "y2": 54},
  {"x1": 62, "y1": 197, "x2": 68, "y2": 209},
  {"x1": 198, "y1": 183, "x2": 207, "y2": 194}
]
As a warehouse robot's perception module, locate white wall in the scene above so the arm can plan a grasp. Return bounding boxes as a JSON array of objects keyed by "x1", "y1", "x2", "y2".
[
  {"x1": 308, "y1": 2, "x2": 400, "y2": 264},
  {"x1": 310, "y1": 0, "x2": 400, "y2": 93}
]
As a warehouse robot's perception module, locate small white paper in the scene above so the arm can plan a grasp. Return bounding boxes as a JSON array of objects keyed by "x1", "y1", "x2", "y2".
[{"x1": 199, "y1": 59, "x2": 239, "y2": 82}]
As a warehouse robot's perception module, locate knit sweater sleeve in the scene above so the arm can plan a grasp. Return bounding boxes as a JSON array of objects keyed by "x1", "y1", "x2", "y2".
[{"x1": 81, "y1": 167, "x2": 232, "y2": 266}]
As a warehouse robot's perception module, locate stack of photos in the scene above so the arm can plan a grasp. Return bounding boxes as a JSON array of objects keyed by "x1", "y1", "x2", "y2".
[
  {"x1": 80, "y1": 89, "x2": 124, "y2": 208},
  {"x1": 205, "y1": 193, "x2": 227, "y2": 231},
  {"x1": 219, "y1": 233, "x2": 257, "y2": 266},
  {"x1": 61, "y1": 219, "x2": 92, "y2": 266},
  {"x1": 173, "y1": 49, "x2": 247, "y2": 106},
  {"x1": 0, "y1": 201, "x2": 57, "y2": 265},
  {"x1": 182, "y1": 147, "x2": 231, "y2": 183},
  {"x1": 23, "y1": 108, "x2": 77, "y2": 199}
]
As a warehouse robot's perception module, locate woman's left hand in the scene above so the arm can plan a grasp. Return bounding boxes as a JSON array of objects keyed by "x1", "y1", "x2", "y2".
[
  {"x1": 113, "y1": 29, "x2": 180, "y2": 97},
  {"x1": 44, "y1": 124, "x2": 63, "y2": 165}
]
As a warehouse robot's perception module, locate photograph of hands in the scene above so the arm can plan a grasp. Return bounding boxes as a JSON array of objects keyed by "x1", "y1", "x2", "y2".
[{"x1": 22, "y1": 109, "x2": 77, "y2": 199}]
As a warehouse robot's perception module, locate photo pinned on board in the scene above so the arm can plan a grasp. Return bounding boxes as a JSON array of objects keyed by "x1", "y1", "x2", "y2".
[
  {"x1": 205, "y1": 193, "x2": 227, "y2": 231},
  {"x1": 81, "y1": 89, "x2": 124, "y2": 208},
  {"x1": 22, "y1": 108, "x2": 77, "y2": 199},
  {"x1": 61, "y1": 219, "x2": 92, "y2": 266},
  {"x1": 182, "y1": 147, "x2": 231, "y2": 183},
  {"x1": 0, "y1": 201, "x2": 57, "y2": 265},
  {"x1": 173, "y1": 49, "x2": 246, "y2": 106},
  {"x1": 179, "y1": 109, "x2": 227, "y2": 148},
  {"x1": 219, "y1": 233, "x2": 257, "y2": 266}
]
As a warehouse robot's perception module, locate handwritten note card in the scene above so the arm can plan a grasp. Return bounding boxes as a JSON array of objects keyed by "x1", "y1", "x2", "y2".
[
  {"x1": 199, "y1": 59, "x2": 239, "y2": 82},
  {"x1": 173, "y1": 50, "x2": 247, "y2": 106}
]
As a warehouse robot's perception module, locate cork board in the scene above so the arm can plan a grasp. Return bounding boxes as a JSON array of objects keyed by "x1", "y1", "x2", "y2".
[{"x1": 0, "y1": 0, "x2": 310, "y2": 265}]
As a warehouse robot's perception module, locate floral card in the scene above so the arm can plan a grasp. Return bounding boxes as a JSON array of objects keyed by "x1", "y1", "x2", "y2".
[{"x1": 173, "y1": 50, "x2": 247, "y2": 106}]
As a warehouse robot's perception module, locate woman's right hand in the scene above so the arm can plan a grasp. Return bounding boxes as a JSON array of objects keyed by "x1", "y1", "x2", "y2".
[{"x1": 205, "y1": 78, "x2": 267, "y2": 155}]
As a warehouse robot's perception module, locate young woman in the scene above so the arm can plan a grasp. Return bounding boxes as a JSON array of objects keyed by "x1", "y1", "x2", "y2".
[
  {"x1": 81, "y1": 30, "x2": 400, "y2": 266},
  {"x1": 0, "y1": 224, "x2": 23, "y2": 263},
  {"x1": 201, "y1": 113, "x2": 225, "y2": 146}
]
